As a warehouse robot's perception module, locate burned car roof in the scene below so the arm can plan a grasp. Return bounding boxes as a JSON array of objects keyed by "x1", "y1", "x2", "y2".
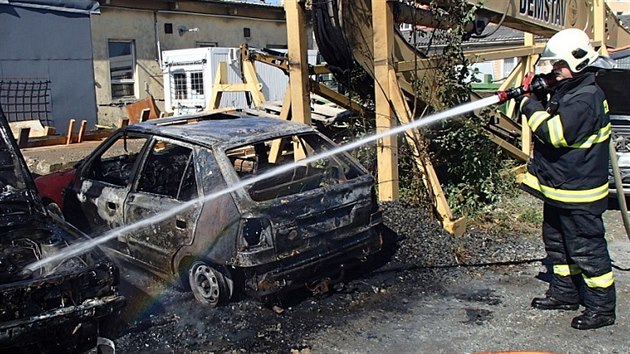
[{"x1": 126, "y1": 112, "x2": 314, "y2": 148}]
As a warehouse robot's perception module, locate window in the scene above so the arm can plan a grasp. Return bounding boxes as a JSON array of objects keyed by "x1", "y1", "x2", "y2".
[
  {"x1": 502, "y1": 57, "x2": 518, "y2": 79},
  {"x1": 171, "y1": 71, "x2": 204, "y2": 101},
  {"x1": 109, "y1": 40, "x2": 135, "y2": 99},
  {"x1": 227, "y1": 133, "x2": 362, "y2": 201},
  {"x1": 88, "y1": 134, "x2": 148, "y2": 186},
  {"x1": 137, "y1": 140, "x2": 197, "y2": 201},
  {"x1": 190, "y1": 72, "x2": 204, "y2": 99},
  {"x1": 173, "y1": 73, "x2": 187, "y2": 100},
  {"x1": 196, "y1": 41, "x2": 218, "y2": 48}
]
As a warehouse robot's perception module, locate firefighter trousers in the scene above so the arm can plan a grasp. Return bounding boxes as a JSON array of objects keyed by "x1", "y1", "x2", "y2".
[{"x1": 542, "y1": 203, "x2": 616, "y2": 315}]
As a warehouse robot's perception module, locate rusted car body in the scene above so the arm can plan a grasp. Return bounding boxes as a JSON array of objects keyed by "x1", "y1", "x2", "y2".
[
  {"x1": 0, "y1": 107, "x2": 124, "y2": 353},
  {"x1": 37, "y1": 112, "x2": 383, "y2": 306}
]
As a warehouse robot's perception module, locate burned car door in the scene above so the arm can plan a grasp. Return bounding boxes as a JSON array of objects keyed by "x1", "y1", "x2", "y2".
[
  {"x1": 124, "y1": 138, "x2": 201, "y2": 272},
  {"x1": 75, "y1": 132, "x2": 149, "y2": 235}
]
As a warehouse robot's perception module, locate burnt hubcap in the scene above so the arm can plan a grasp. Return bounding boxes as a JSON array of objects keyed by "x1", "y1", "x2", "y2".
[{"x1": 193, "y1": 264, "x2": 220, "y2": 303}]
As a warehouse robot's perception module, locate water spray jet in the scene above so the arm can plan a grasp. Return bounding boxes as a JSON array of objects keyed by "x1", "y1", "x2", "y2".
[{"x1": 25, "y1": 95, "x2": 503, "y2": 272}]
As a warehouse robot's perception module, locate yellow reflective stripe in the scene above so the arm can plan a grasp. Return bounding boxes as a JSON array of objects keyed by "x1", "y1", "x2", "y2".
[
  {"x1": 553, "y1": 264, "x2": 582, "y2": 276},
  {"x1": 528, "y1": 111, "x2": 551, "y2": 132},
  {"x1": 569, "y1": 123, "x2": 611, "y2": 149},
  {"x1": 522, "y1": 173, "x2": 609, "y2": 203},
  {"x1": 548, "y1": 116, "x2": 568, "y2": 147},
  {"x1": 603, "y1": 100, "x2": 609, "y2": 114},
  {"x1": 583, "y1": 271, "x2": 614, "y2": 288}
]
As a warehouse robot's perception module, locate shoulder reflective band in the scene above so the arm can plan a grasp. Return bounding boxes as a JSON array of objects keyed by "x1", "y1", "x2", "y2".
[
  {"x1": 528, "y1": 110, "x2": 552, "y2": 132},
  {"x1": 583, "y1": 271, "x2": 614, "y2": 288},
  {"x1": 548, "y1": 115, "x2": 568, "y2": 147},
  {"x1": 569, "y1": 123, "x2": 611, "y2": 149},
  {"x1": 553, "y1": 264, "x2": 581, "y2": 276},
  {"x1": 523, "y1": 173, "x2": 609, "y2": 203}
]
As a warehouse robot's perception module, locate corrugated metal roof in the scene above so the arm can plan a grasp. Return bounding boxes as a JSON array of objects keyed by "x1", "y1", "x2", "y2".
[
  {"x1": 405, "y1": 24, "x2": 540, "y2": 51},
  {"x1": 1, "y1": 0, "x2": 100, "y2": 14},
  {"x1": 618, "y1": 14, "x2": 630, "y2": 29}
]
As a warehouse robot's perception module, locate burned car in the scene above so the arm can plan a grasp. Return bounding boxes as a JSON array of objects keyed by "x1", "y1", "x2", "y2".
[
  {"x1": 36, "y1": 112, "x2": 383, "y2": 306},
  {"x1": 0, "y1": 107, "x2": 124, "y2": 353}
]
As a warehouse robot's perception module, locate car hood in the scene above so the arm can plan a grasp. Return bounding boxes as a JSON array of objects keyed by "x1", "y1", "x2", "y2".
[{"x1": 0, "y1": 106, "x2": 46, "y2": 221}]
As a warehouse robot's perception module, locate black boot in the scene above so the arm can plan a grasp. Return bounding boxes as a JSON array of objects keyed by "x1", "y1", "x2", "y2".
[
  {"x1": 531, "y1": 296, "x2": 579, "y2": 310},
  {"x1": 571, "y1": 310, "x2": 615, "y2": 330}
]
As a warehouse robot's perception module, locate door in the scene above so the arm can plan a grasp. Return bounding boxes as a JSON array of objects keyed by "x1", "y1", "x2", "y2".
[
  {"x1": 76, "y1": 133, "x2": 149, "y2": 240},
  {"x1": 124, "y1": 138, "x2": 201, "y2": 272}
]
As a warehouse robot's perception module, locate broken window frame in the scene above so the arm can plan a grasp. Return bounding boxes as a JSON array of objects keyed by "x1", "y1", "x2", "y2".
[
  {"x1": 134, "y1": 138, "x2": 199, "y2": 201},
  {"x1": 84, "y1": 132, "x2": 149, "y2": 187},
  {"x1": 225, "y1": 133, "x2": 363, "y2": 202}
]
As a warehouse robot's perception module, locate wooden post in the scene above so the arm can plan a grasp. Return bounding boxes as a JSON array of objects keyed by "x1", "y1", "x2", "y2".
[
  {"x1": 66, "y1": 119, "x2": 75, "y2": 145},
  {"x1": 77, "y1": 120, "x2": 87, "y2": 143},
  {"x1": 520, "y1": 33, "x2": 535, "y2": 157},
  {"x1": 593, "y1": 0, "x2": 608, "y2": 55},
  {"x1": 17, "y1": 128, "x2": 30, "y2": 148},
  {"x1": 209, "y1": 62, "x2": 228, "y2": 110},
  {"x1": 118, "y1": 118, "x2": 129, "y2": 128},
  {"x1": 284, "y1": 0, "x2": 311, "y2": 125},
  {"x1": 372, "y1": 0, "x2": 399, "y2": 201}
]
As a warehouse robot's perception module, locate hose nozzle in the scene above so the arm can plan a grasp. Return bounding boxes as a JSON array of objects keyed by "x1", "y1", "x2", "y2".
[{"x1": 496, "y1": 72, "x2": 557, "y2": 104}]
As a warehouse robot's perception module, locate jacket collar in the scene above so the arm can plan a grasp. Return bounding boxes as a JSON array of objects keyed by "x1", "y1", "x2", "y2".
[{"x1": 554, "y1": 72, "x2": 595, "y2": 95}]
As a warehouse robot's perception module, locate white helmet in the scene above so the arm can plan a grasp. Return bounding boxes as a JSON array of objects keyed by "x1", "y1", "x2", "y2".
[{"x1": 539, "y1": 28, "x2": 599, "y2": 73}]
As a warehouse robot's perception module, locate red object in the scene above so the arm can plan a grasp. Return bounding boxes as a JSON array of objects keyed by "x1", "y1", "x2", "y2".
[
  {"x1": 496, "y1": 91, "x2": 509, "y2": 103},
  {"x1": 522, "y1": 71, "x2": 535, "y2": 95},
  {"x1": 35, "y1": 169, "x2": 77, "y2": 210}
]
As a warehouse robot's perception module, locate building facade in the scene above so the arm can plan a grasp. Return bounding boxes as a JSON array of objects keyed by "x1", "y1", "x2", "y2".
[
  {"x1": 0, "y1": 1, "x2": 99, "y2": 132},
  {"x1": 92, "y1": 0, "x2": 312, "y2": 126}
]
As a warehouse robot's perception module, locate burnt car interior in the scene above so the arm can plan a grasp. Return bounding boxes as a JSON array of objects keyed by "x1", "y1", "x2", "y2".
[
  {"x1": 227, "y1": 133, "x2": 361, "y2": 202},
  {"x1": 1, "y1": 106, "x2": 124, "y2": 353},
  {"x1": 88, "y1": 134, "x2": 148, "y2": 186},
  {"x1": 137, "y1": 140, "x2": 197, "y2": 201}
]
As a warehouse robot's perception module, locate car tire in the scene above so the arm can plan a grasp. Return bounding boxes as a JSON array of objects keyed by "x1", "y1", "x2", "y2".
[{"x1": 188, "y1": 261, "x2": 229, "y2": 307}]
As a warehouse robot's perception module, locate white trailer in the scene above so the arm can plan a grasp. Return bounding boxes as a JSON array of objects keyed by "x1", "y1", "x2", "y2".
[{"x1": 162, "y1": 47, "x2": 318, "y2": 115}]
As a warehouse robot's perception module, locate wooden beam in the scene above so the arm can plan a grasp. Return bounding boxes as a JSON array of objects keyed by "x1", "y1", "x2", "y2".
[
  {"x1": 372, "y1": 0, "x2": 399, "y2": 201},
  {"x1": 208, "y1": 62, "x2": 228, "y2": 110},
  {"x1": 17, "y1": 128, "x2": 30, "y2": 148},
  {"x1": 285, "y1": 0, "x2": 311, "y2": 125},
  {"x1": 77, "y1": 120, "x2": 87, "y2": 143},
  {"x1": 66, "y1": 119, "x2": 75, "y2": 145},
  {"x1": 309, "y1": 80, "x2": 366, "y2": 116}
]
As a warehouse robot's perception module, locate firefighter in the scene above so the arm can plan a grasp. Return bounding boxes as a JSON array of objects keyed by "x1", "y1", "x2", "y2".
[{"x1": 518, "y1": 28, "x2": 615, "y2": 330}]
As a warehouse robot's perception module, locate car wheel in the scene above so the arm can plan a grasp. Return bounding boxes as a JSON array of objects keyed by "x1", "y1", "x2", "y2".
[{"x1": 188, "y1": 261, "x2": 229, "y2": 307}]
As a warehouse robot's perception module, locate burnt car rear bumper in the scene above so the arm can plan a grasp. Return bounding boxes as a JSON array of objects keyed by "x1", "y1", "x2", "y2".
[
  {"x1": 0, "y1": 295, "x2": 125, "y2": 351},
  {"x1": 244, "y1": 226, "x2": 383, "y2": 296}
]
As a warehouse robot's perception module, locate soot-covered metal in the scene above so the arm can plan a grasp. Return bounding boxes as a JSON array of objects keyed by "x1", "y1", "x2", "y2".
[
  {"x1": 0, "y1": 106, "x2": 124, "y2": 353},
  {"x1": 36, "y1": 112, "x2": 384, "y2": 307}
]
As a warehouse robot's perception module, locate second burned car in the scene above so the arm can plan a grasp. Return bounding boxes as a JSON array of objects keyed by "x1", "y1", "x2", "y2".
[{"x1": 36, "y1": 111, "x2": 383, "y2": 306}]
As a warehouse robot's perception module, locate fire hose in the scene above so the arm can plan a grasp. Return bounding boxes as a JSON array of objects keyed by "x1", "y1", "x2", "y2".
[
  {"x1": 496, "y1": 73, "x2": 630, "y2": 241},
  {"x1": 609, "y1": 140, "x2": 630, "y2": 240}
]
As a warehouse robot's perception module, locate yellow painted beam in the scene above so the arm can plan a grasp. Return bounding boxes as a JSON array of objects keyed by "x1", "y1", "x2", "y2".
[
  {"x1": 284, "y1": 0, "x2": 311, "y2": 125},
  {"x1": 372, "y1": 0, "x2": 399, "y2": 201}
]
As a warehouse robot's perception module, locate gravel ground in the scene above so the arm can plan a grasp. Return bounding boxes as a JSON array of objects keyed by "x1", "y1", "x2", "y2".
[{"x1": 92, "y1": 197, "x2": 630, "y2": 354}]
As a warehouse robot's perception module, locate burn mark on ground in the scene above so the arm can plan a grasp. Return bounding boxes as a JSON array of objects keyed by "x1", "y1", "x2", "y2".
[{"x1": 462, "y1": 308, "x2": 494, "y2": 325}]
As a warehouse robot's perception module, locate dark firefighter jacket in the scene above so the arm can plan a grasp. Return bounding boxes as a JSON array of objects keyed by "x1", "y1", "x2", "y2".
[{"x1": 519, "y1": 72, "x2": 610, "y2": 214}]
